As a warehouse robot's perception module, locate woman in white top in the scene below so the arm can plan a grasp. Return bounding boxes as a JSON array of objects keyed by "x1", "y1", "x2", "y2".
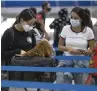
[{"x1": 56, "y1": 7, "x2": 95, "y2": 91}]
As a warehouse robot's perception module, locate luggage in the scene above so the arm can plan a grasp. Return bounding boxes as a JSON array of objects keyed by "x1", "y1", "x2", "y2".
[{"x1": 11, "y1": 55, "x2": 56, "y2": 82}]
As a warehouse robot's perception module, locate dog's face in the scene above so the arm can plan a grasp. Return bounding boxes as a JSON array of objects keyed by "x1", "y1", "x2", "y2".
[{"x1": 36, "y1": 39, "x2": 53, "y2": 57}]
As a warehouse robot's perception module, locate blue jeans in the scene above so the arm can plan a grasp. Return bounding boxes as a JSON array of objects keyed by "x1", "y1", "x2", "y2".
[{"x1": 55, "y1": 60, "x2": 89, "y2": 91}]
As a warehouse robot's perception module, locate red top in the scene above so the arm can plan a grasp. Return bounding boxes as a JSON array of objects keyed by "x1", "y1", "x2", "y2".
[
  {"x1": 93, "y1": 46, "x2": 97, "y2": 61},
  {"x1": 94, "y1": 46, "x2": 97, "y2": 51},
  {"x1": 36, "y1": 14, "x2": 43, "y2": 21},
  {"x1": 92, "y1": 46, "x2": 97, "y2": 76}
]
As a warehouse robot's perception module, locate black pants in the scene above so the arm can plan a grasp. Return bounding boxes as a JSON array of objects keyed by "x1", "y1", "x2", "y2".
[
  {"x1": 56, "y1": 51, "x2": 63, "y2": 56},
  {"x1": 93, "y1": 76, "x2": 97, "y2": 85}
]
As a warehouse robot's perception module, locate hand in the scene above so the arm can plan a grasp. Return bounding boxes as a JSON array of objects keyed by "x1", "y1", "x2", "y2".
[
  {"x1": 77, "y1": 49, "x2": 90, "y2": 55},
  {"x1": 20, "y1": 50, "x2": 26, "y2": 55},
  {"x1": 57, "y1": 61, "x2": 65, "y2": 67},
  {"x1": 67, "y1": 47, "x2": 82, "y2": 55},
  {"x1": 15, "y1": 54, "x2": 23, "y2": 56}
]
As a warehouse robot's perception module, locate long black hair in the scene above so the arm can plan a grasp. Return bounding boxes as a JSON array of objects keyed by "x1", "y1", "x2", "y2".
[
  {"x1": 13, "y1": 9, "x2": 36, "y2": 26},
  {"x1": 84, "y1": 8, "x2": 93, "y2": 30}
]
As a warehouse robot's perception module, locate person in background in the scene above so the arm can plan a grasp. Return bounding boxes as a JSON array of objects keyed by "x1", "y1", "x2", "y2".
[
  {"x1": 92, "y1": 42, "x2": 97, "y2": 85},
  {"x1": 37, "y1": 1, "x2": 51, "y2": 40},
  {"x1": 37, "y1": 1, "x2": 51, "y2": 24},
  {"x1": 56, "y1": 7, "x2": 95, "y2": 91},
  {"x1": 84, "y1": 9, "x2": 97, "y2": 85},
  {"x1": 85, "y1": 41, "x2": 97, "y2": 85},
  {"x1": 30, "y1": 7, "x2": 49, "y2": 41},
  {"x1": 49, "y1": 8, "x2": 69, "y2": 56},
  {"x1": 84, "y1": 8, "x2": 97, "y2": 42},
  {"x1": 93, "y1": 22, "x2": 97, "y2": 41},
  {"x1": 86, "y1": 42, "x2": 97, "y2": 85}
]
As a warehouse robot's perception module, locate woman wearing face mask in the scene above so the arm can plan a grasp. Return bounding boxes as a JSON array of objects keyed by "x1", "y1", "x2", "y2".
[
  {"x1": 1, "y1": 9, "x2": 36, "y2": 63},
  {"x1": 55, "y1": 7, "x2": 95, "y2": 91},
  {"x1": 1, "y1": 9, "x2": 36, "y2": 84}
]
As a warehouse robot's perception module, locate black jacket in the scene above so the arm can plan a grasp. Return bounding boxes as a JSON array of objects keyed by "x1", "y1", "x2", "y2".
[
  {"x1": 1, "y1": 27, "x2": 36, "y2": 65},
  {"x1": 11, "y1": 56, "x2": 56, "y2": 81}
]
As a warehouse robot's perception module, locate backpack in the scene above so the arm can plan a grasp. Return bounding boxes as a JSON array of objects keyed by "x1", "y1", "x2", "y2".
[
  {"x1": 11, "y1": 55, "x2": 56, "y2": 82},
  {"x1": 8, "y1": 27, "x2": 15, "y2": 48},
  {"x1": 1, "y1": 27, "x2": 15, "y2": 81},
  {"x1": 1, "y1": 27, "x2": 14, "y2": 65},
  {"x1": 1, "y1": 27, "x2": 35, "y2": 82}
]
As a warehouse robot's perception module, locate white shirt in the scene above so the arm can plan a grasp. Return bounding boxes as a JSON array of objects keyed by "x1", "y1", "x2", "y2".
[
  {"x1": 33, "y1": 28, "x2": 43, "y2": 43},
  {"x1": 60, "y1": 25, "x2": 94, "y2": 56}
]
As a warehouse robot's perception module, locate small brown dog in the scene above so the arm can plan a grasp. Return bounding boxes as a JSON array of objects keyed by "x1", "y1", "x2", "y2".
[{"x1": 23, "y1": 39, "x2": 53, "y2": 57}]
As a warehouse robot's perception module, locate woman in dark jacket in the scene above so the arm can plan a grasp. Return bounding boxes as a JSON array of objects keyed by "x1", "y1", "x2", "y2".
[
  {"x1": 1, "y1": 9, "x2": 36, "y2": 65},
  {"x1": 11, "y1": 40, "x2": 55, "y2": 81},
  {"x1": 1, "y1": 8, "x2": 36, "y2": 91}
]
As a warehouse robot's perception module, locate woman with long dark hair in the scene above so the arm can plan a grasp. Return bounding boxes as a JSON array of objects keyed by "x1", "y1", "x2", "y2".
[
  {"x1": 1, "y1": 9, "x2": 37, "y2": 91},
  {"x1": 56, "y1": 7, "x2": 95, "y2": 91},
  {"x1": 2, "y1": 9, "x2": 36, "y2": 64}
]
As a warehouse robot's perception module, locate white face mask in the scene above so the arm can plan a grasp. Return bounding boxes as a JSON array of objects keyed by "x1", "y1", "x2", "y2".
[
  {"x1": 23, "y1": 24, "x2": 33, "y2": 32},
  {"x1": 70, "y1": 19, "x2": 81, "y2": 27}
]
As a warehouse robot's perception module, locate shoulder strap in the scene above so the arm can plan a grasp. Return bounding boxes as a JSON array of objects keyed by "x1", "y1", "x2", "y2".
[{"x1": 8, "y1": 27, "x2": 14, "y2": 48}]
